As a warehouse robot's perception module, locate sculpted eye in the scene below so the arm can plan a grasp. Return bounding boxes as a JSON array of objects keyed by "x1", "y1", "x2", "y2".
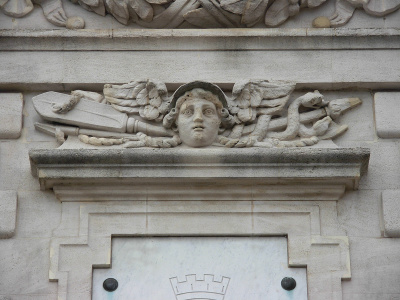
[
  {"x1": 204, "y1": 108, "x2": 215, "y2": 115},
  {"x1": 182, "y1": 109, "x2": 193, "y2": 116}
]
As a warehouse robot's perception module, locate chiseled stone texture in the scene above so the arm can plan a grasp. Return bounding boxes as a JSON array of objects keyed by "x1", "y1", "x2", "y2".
[
  {"x1": 338, "y1": 190, "x2": 382, "y2": 238},
  {"x1": 336, "y1": 141, "x2": 400, "y2": 191},
  {"x1": 342, "y1": 237, "x2": 400, "y2": 300},
  {"x1": 0, "y1": 191, "x2": 17, "y2": 238},
  {"x1": 0, "y1": 238, "x2": 58, "y2": 299},
  {"x1": 0, "y1": 93, "x2": 23, "y2": 139},
  {"x1": 382, "y1": 190, "x2": 400, "y2": 237},
  {"x1": 0, "y1": 141, "x2": 58, "y2": 192},
  {"x1": 375, "y1": 92, "x2": 400, "y2": 138}
]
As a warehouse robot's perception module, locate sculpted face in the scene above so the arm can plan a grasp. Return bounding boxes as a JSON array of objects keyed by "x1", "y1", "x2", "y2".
[{"x1": 176, "y1": 98, "x2": 221, "y2": 148}]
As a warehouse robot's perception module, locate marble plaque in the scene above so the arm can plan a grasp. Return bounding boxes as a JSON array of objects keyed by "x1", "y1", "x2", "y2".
[{"x1": 92, "y1": 237, "x2": 307, "y2": 299}]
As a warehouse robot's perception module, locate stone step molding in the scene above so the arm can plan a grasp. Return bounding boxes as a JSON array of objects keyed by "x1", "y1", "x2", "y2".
[
  {"x1": 29, "y1": 147, "x2": 369, "y2": 300},
  {"x1": 29, "y1": 147, "x2": 370, "y2": 195}
]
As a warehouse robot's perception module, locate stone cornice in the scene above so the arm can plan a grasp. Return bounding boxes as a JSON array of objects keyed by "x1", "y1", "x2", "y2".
[
  {"x1": 1, "y1": 28, "x2": 399, "y2": 51},
  {"x1": 29, "y1": 147, "x2": 370, "y2": 200}
]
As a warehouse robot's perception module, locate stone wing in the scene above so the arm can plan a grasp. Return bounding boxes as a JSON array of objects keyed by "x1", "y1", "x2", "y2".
[{"x1": 103, "y1": 79, "x2": 170, "y2": 123}]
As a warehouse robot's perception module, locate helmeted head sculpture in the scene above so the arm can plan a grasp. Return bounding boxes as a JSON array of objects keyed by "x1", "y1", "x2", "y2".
[{"x1": 163, "y1": 81, "x2": 232, "y2": 148}]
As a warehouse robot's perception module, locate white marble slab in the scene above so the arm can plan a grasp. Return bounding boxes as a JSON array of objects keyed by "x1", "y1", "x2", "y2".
[{"x1": 92, "y1": 237, "x2": 307, "y2": 300}]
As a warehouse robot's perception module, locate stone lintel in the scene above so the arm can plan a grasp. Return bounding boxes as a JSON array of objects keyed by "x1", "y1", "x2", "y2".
[{"x1": 29, "y1": 148, "x2": 370, "y2": 199}]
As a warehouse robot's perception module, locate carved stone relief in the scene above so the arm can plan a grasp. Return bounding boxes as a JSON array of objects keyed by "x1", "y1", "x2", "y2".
[
  {"x1": 28, "y1": 138, "x2": 370, "y2": 300},
  {"x1": 33, "y1": 80, "x2": 362, "y2": 149},
  {"x1": 1, "y1": 0, "x2": 399, "y2": 29}
]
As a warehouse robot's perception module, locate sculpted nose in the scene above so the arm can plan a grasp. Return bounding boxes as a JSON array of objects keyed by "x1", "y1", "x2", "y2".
[{"x1": 193, "y1": 108, "x2": 203, "y2": 122}]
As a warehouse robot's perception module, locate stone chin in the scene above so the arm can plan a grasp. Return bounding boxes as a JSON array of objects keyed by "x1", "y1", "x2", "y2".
[{"x1": 179, "y1": 130, "x2": 218, "y2": 148}]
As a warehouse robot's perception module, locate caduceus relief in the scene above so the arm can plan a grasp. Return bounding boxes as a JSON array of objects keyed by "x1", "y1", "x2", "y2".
[{"x1": 33, "y1": 80, "x2": 361, "y2": 149}]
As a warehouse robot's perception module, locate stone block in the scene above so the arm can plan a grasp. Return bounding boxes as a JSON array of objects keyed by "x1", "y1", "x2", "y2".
[
  {"x1": 342, "y1": 237, "x2": 400, "y2": 299},
  {"x1": 337, "y1": 141, "x2": 400, "y2": 190},
  {"x1": 0, "y1": 191, "x2": 17, "y2": 238},
  {"x1": 375, "y1": 92, "x2": 400, "y2": 138},
  {"x1": 338, "y1": 190, "x2": 382, "y2": 238},
  {"x1": 0, "y1": 141, "x2": 58, "y2": 191},
  {"x1": 15, "y1": 191, "x2": 60, "y2": 238},
  {"x1": 0, "y1": 238, "x2": 58, "y2": 296},
  {"x1": 382, "y1": 190, "x2": 400, "y2": 237},
  {"x1": 0, "y1": 93, "x2": 23, "y2": 139}
]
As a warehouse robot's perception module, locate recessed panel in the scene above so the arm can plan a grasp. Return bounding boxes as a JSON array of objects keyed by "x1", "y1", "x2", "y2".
[{"x1": 92, "y1": 237, "x2": 307, "y2": 299}]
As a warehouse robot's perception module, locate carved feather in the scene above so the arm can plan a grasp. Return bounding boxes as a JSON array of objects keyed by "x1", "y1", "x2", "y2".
[
  {"x1": 264, "y1": 0, "x2": 290, "y2": 27},
  {"x1": 363, "y1": 0, "x2": 400, "y2": 16},
  {"x1": 127, "y1": 0, "x2": 153, "y2": 22},
  {"x1": 183, "y1": 8, "x2": 224, "y2": 27},
  {"x1": 220, "y1": 0, "x2": 247, "y2": 14},
  {"x1": 145, "y1": 0, "x2": 173, "y2": 4},
  {"x1": 242, "y1": 0, "x2": 269, "y2": 26},
  {"x1": 104, "y1": 0, "x2": 130, "y2": 24},
  {"x1": 230, "y1": 80, "x2": 295, "y2": 124},
  {"x1": 103, "y1": 80, "x2": 169, "y2": 122}
]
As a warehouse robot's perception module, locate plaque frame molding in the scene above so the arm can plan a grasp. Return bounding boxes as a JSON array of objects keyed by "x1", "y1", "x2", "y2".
[{"x1": 29, "y1": 147, "x2": 370, "y2": 300}]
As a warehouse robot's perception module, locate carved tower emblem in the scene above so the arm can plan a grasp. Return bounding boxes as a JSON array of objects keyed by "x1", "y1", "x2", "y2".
[{"x1": 170, "y1": 274, "x2": 230, "y2": 300}]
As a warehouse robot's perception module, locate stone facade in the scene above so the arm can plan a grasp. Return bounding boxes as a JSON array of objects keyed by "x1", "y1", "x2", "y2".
[{"x1": 1, "y1": 2, "x2": 400, "y2": 300}]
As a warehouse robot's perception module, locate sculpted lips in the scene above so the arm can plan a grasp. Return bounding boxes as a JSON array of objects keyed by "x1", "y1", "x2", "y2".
[{"x1": 192, "y1": 123, "x2": 205, "y2": 131}]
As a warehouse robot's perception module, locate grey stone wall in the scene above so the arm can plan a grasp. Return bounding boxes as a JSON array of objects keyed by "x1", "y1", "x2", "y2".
[{"x1": 1, "y1": 6, "x2": 400, "y2": 299}]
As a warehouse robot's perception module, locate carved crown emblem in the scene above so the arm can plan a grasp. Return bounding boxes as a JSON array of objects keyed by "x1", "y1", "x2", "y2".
[{"x1": 170, "y1": 274, "x2": 230, "y2": 300}]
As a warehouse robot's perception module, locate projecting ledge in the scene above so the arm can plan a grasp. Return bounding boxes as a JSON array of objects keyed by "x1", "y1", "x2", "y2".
[{"x1": 29, "y1": 147, "x2": 369, "y2": 201}]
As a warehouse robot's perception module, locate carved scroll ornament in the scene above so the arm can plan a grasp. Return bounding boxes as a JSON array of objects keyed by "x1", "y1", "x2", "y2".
[
  {"x1": 1, "y1": 0, "x2": 399, "y2": 29},
  {"x1": 33, "y1": 79, "x2": 362, "y2": 149}
]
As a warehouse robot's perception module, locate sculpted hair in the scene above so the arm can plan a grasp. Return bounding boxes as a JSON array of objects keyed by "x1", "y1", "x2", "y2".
[
  {"x1": 163, "y1": 88, "x2": 224, "y2": 129},
  {"x1": 175, "y1": 88, "x2": 223, "y2": 111}
]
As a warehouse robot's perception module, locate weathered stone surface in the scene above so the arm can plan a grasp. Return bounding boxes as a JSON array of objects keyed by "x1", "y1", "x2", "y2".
[
  {"x1": 333, "y1": 91, "x2": 375, "y2": 143},
  {"x1": 0, "y1": 238, "x2": 58, "y2": 297},
  {"x1": 29, "y1": 147, "x2": 370, "y2": 191},
  {"x1": 342, "y1": 237, "x2": 400, "y2": 299},
  {"x1": 0, "y1": 34, "x2": 399, "y2": 90},
  {"x1": 0, "y1": 0, "x2": 398, "y2": 29},
  {"x1": 15, "y1": 191, "x2": 60, "y2": 238},
  {"x1": 0, "y1": 141, "x2": 57, "y2": 191},
  {"x1": 338, "y1": 141, "x2": 400, "y2": 190},
  {"x1": 31, "y1": 80, "x2": 362, "y2": 149},
  {"x1": 0, "y1": 190, "x2": 17, "y2": 238},
  {"x1": 312, "y1": 16, "x2": 331, "y2": 28},
  {"x1": 338, "y1": 190, "x2": 382, "y2": 238},
  {"x1": 1, "y1": 29, "x2": 400, "y2": 51},
  {"x1": 93, "y1": 237, "x2": 307, "y2": 299},
  {"x1": 382, "y1": 190, "x2": 400, "y2": 237},
  {"x1": 0, "y1": 93, "x2": 23, "y2": 139},
  {"x1": 374, "y1": 92, "x2": 400, "y2": 139},
  {"x1": 1, "y1": 0, "x2": 399, "y2": 30},
  {"x1": 49, "y1": 200, "x2": 350, "y2": 300}
]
